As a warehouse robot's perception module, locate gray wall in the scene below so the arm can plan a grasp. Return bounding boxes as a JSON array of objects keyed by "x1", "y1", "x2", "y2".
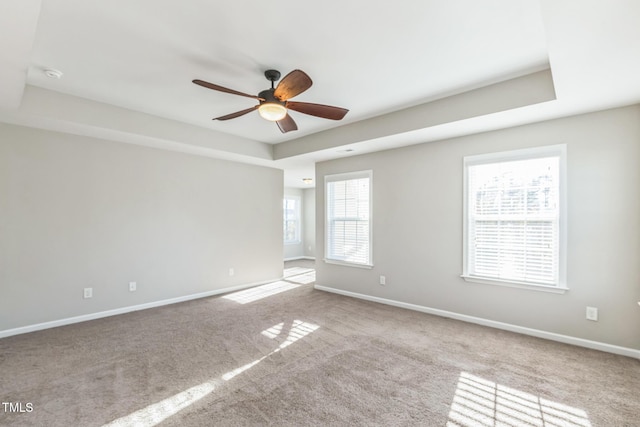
[
  {"x1": 316, "y1": 105, "x2": 640, "y2": 350},
  {"x1": 0, "y1": 123, "x2": 283, "y2": 331}
]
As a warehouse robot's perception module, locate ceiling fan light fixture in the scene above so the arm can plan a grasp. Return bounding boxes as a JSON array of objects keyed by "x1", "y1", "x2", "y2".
[{"x1": 258, "y1": 103, "x2": 287, "y2": 121}]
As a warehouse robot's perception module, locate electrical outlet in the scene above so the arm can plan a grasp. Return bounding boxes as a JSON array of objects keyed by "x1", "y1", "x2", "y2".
[
  {"x1": 83, "y1": 287, "x2": 93, "y2": 299},
  {"x1": 229, "y1": 268, "x2": 235, "y2": 277},
  {"x1": 586, "y1": 306, "x2": 598, "y2": 321},
  {"x1": 129, "y1": 282, "x2": 137, "y2": 292},
  {"x1": 379, "y1": 275, "x2": 386, "y2": 286}
]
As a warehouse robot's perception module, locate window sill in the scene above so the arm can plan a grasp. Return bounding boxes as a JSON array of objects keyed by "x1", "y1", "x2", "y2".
[
  {"x1": 461, "y1": 275, "x2": 569, "y2": 294},
  {"x1": 324, "y1": 259, "x2": 373, "y2": 269}
]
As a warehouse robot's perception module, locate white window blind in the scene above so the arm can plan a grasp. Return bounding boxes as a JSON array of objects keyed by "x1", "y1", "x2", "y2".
[
  {"x1": 463, "y1": 146, "x2": 566, "y2": 289},
  {"x1": 283, "y1": 197, "x2": 300, "y2": 244},
  {"x1": 325, "y1": 171, "x2": 372, "y2": 267}
]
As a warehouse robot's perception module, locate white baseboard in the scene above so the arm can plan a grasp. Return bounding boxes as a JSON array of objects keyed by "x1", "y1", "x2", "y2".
[
  {"x1": 314, "y1": 284, "x2": 640, "y2": 360},
  {"x1": 0, "y1": 278, "x2": 281, "y2": 339}
]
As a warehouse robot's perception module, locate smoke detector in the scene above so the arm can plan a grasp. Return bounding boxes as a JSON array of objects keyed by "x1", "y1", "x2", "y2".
[{"x1": 43, "y1": 68, "x2": 63, "y2": 79}]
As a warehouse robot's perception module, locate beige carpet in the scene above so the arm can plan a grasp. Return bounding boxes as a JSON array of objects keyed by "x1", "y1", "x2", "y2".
[{"x1": 1, "y1": 263, "x2": 639, "y2": 426}]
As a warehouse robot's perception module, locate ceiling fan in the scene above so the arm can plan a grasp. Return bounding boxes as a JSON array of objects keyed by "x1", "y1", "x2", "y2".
[{"x1": 192, "y1": 69, "x2": 348, "y2": 133}]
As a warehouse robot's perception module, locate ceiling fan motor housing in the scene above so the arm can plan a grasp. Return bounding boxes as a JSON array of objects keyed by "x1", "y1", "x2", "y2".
[{"x1": 258, "y1": 88, "x2": 286, "y2": 106}]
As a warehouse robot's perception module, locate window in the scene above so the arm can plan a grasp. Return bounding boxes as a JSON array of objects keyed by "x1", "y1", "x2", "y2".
[
  {"x1": 463, "y1": 145, "x2": 566, "y2": 292},
  {"x1": 325, "y1": 170, "x2": 372, "y2": 267},
  {"x1": 283, "y1": 196, "x2": 300, "y2": 244}
]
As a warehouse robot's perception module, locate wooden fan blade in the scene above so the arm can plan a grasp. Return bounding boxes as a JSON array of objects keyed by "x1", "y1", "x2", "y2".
[
  {"x1": 214, "y1": 105, "x2": 258, "y2": 121},
  {"x1": 273, "y1": 70, "x2": 312, "y2": 101},
  {"x1": 286, "y1": 101, "x2": 348, "y2": 120},
  {"x1": 193, "y1": 79, "x2": 263, "y2": 100},
  {"x1": 276, "y1": 114, "x2": 298, "y2": 133}
]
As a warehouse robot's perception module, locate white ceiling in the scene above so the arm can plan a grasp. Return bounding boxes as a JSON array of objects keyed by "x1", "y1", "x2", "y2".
[{"x1": 1, "y1": 0, "x2": 639, "y2": 188}]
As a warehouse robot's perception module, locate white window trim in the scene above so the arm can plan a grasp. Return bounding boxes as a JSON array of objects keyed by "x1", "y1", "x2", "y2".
[
  {"x1": 462, "y1": 144, "x2": 568, "y2": 293},
  {"x1": 461, "y1": 275, "x2": 569, "y2": 294},
  {"x1": 324, "y1": 259, "x2": 374, "y2": 269},
  {"x1": 324, "y1": 170, "x2": 373, "y2": 268},
  {"x1": 283, "y1": 195, "x2": 301, "y2": 245}
]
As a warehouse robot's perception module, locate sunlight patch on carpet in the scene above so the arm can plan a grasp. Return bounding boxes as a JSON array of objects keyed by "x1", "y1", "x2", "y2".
[
  {"x1": 261, "y1": 319, "x2": 320, "y2": 347},
  {"x1": 103, "y1": 381, "x2": 220, "y2": 427},
  {"x1": 224, "y1": 320, "x2": 319, "y2": 380},
  {"x1": 285, "y1": 270, "x2": 316, "y2": 285},
  {"x1": 103, "y1": 320, "x2": 319, "y2": 427},
  {"x1": 447, "y1": 372, "x2": 592, "y2": 427},
  {"x1": 222, "y1": 280, "x2": 299, "y2": 304},
  {"x1": 283, "y1": 266, "x2": 314, "y2": 278}
]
